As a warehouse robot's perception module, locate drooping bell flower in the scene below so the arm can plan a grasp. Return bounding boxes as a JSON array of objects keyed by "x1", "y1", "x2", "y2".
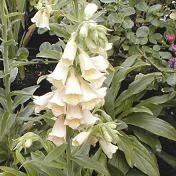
[
  {"x1": 47, "y1": 90, "x2": 66, "y2": 116},
  {"x1": 81, "y1": 110, "x2": 99, "y2": 126},
  {"x1": 33, "y1": 92, "x2": 53, "y2": 113},
  {"x1": 31, "y1": 0, "x2": 52, "y2": 29},
  {"x1": 72, "y1": 131, "x2": 90, "y2": 146},
  {"x1": 48, "y1": 116, "x2": 66, "y2": 146},
  {"x1": 47, "y1": 61, "x2": 69, "y2": 89},
  {"x1": 99, "y1": 140, "x2": 118, "y2": 159},
  {"x1": 64, "y1": 70, "x2": 82, "y2": 105},
  {"x1": 61, "y1": 33, "x2": 77, "y2": 67}
]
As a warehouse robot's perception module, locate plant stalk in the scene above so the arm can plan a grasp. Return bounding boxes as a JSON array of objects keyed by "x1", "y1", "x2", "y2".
[
  {"x1": 66, "y1": 126, "x2": 73, "y2": 176},
  {"x1": 0, "y1": 0, "x2": 12, "y2": 112}
]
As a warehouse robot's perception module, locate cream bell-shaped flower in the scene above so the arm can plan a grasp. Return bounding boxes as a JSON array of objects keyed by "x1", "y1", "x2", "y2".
[
  {"x1": 81, "y1": 110, "x2": 99, "y2": 126},
  {"x1": 90, "y1": 75, "x2": 106, "y2": 88},
  {"x1": 61, "y1": 33, "x2": 77, "y2": 67},
  {"x1": 31, "y1": 3, "x2": 52, "y2": 29},
  {"x1": 64, "y1": 118, "x2": 81, "y2": 129},
  {"x1": 90, "y1": 55, "x2": 109, "y2": 72},
  {"x1": 66, "y1": 105, "x2": 82, "y2": 120},
  {"x1": 64, "y1": 70, "x2": 82, "y2": 105},
  {"x1": 79, "y1": 78, "x2": 99, "y2": 110},
  {"x1": 48, "y1": 116, "x2": 66, "y2": 146},
  {"x1": 79, "y1": 51, "x2": 105, "y2": 81},
  {"x1": 47, "y1": 90, "x2": 66, "y2": 116},
  {"x1": 84, "y1": 3, "x2": 98, "y2": 20},
  {"x1": 65, "y1": 105, "x2": 82, "y2": 129},
  {"x1": 99, "y1": 140, "x2": 118, "y2": 159},
  {"x1": 72, "y1": 131, "x2": 90, "y2": 146},
  {"x1": 33, "y1": 92, "x2": 53, "y2": 113},
  {"x1": 47, "y1": 61, "x2": 68, "y2": 89}
]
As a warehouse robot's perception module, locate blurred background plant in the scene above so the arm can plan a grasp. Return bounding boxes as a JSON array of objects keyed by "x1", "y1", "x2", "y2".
[{"x1": 0, "y1": 0, "x2": 176, "y2": 176}]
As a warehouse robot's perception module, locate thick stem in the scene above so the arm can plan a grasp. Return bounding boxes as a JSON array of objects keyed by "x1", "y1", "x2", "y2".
[
  {"x1": 66, "y1": 126, "x2": 73, "y2": 176},
  {"x1": 0, "y1": 0, "x2": 12, "y2": 112}
]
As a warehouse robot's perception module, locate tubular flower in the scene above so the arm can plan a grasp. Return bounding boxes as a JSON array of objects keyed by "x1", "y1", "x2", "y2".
[
  {"x1": 61, "y1": 33, "x2": 77, "y2": 67},
  {"x1": 48, "y1": 116, "x2": 66, "y2": 146},
  {"x1": 47, "y1": 90, "x2": 66, "y2": 116},
  {"x1": 33, "y1": 92, "x2": 53, "y2": 113},
  {"x1": 99, "y1": 140, "x2": 118, "y2": 159},
  {"x1": 64, "y1": 70, "x2": 82, "y2": 105},
  {"x1": 72, "y1": 131, "x2": 90, "y2": 146},
  {"x1": 47, "y1": 61, "x2": 69, "y2": 89},
  {"x1": 31, "y1": 0, "x2": 53, "y2": 29}
]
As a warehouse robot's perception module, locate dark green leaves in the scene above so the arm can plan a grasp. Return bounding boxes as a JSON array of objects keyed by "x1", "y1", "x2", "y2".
[
  {"x1": 117, "y1": 134, "x2": 160, "y2": 176},
  {"x1": 124, "y1": 114, "x2": 176, "y2": 141},
  {"x1": 72, "y1": 156, "x2": 110, "y2": 176}
]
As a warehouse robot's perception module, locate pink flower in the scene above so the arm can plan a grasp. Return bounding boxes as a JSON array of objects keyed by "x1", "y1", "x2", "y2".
[{"x1": 166, "y1": 34, "x2": 175, "y2": 43}]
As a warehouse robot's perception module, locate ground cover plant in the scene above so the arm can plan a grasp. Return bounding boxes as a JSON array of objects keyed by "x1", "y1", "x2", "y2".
[{"x1": 0, "y1": 0, "x2": 176, "y2": 176}]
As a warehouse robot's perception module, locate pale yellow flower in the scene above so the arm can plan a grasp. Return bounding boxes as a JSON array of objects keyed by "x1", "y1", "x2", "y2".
[
  {"x1": 64, "y1": 118, "x2": 81, "y2": 129},
  {"x1": 61, "y1": 33, "x2": 77, "y2": 67},
  {"x1": 72, "y1": 131, "x2": 90, "y2": 146},
  {"x1": 80, "y1": 79, "x2": 106, "y2": 109},
  {"x1": 99, "y1": 140, "x2": 118, "y2": 159},
  {"x1": 90, "y1": 55, "x2": 109, "y2": 72},
  {"x1": 64, "y1": 70, "x2": 82, "y2": 105},
  {"x1": 48, "y1": 116, "x2": 66, "y2": 146},
  {"x1": 81, "y1": 110, "x2": 99, "y2": 125},
  {"x1": 47, "y1": 61, "x2": 69, "y2": 89},
  {"x1": 31, "y1": 4, "x2": 52, "y2": 29},
  {"x1": 47, "y1": 90, "x2": 66, "y2": 116},
  {"x1": 79, "y1": 51, "x2": 105, "y2": 81},
  {"x1": 33, "y1": 92, "x2": 53, "y2": 113}
]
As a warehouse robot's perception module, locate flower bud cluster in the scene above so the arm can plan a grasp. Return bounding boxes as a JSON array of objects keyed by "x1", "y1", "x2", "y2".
[{"x1": 33, "y1": 3, "x2": 118, "y2": 158}]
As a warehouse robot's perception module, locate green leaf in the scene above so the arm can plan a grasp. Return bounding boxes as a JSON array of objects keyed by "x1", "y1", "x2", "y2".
[
  {"x1": 124, "y1": 114, "x2": 176, "y2": 141},
  {"x1": 122, "y1": 18, "x2": 134, "y2": 29},
  {"x1": 0, "y1": 112, "x2": 16, "y2": 139},
  {"x1": 117, "y1": 134, "x2": 159, "y2": 176},
  {"x1": 147, "y1": 4, "x2": 162, "y2": 14},
  {"x1": 135, "y1": 1, "x2": 149, "y2": 12},
  {"x1": 44, "y1": 144, "x2": 66, "y2": 162},
  {"x1": 134, "y1": 129, "x2": 162, "y2": 152},
  {"x1": 136, "y1": 26, "x2": 149, "y2": 38},
  {"x1": 108, "y1": 152, "x2": 130, "y2": 175},
  {"x1": 167, "y1": 73, "x2": 176, "y2": 86},
  {"x1": 37, "y1": 42, "x2": 61, "y2": 60},
  {"x1": 120, "y1": 7, "x2": 136, "y2": 17},
  {"x1": 115, "y1": 73, "x2": 158, "y2": 107},
  {"x1": 0, "y1": 167, "x2": 27, "y2": 176},
  {"x1": 105, "y1": 56, "x2": 149, "y2": 117},
  {"x1": 72, "y1": 156, "x2": 110, "y2": 176},
  {"x1": 157, "y1": 151, "x2": 176, "y2": 168}
]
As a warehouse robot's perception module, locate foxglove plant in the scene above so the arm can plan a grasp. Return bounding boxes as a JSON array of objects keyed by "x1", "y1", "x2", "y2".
[{"x1": 33, "y1": 2, "x2": 118, "y2": 163}]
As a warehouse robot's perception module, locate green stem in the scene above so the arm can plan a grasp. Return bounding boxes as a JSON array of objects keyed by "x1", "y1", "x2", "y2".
[
  {"x1": 66, "y1": 126, "x2": 73, "y2": 176},
  {"x1": 73, "y1": 0, "x2": 78, "y2": 18},
  {"x1": 0, "y1": 0, "x2": 12, "y2": 112}
]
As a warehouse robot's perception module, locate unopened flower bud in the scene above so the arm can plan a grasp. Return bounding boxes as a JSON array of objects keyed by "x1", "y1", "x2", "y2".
[
  {"x1": 79, "y1": 24, "x2": 89, "y2": 38},
  {"x1": 102, "y1": 127, "x2": 112, "y2": 142},
  {"x1": 84, "y1": 3, "x2": 98, "y2": 20},
  {"x1": 166, "y1": 34, "x2": 175, "y2": 43},
  {"x1": 24, "y1": 139, "x2": 32, "y2": 148}
]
